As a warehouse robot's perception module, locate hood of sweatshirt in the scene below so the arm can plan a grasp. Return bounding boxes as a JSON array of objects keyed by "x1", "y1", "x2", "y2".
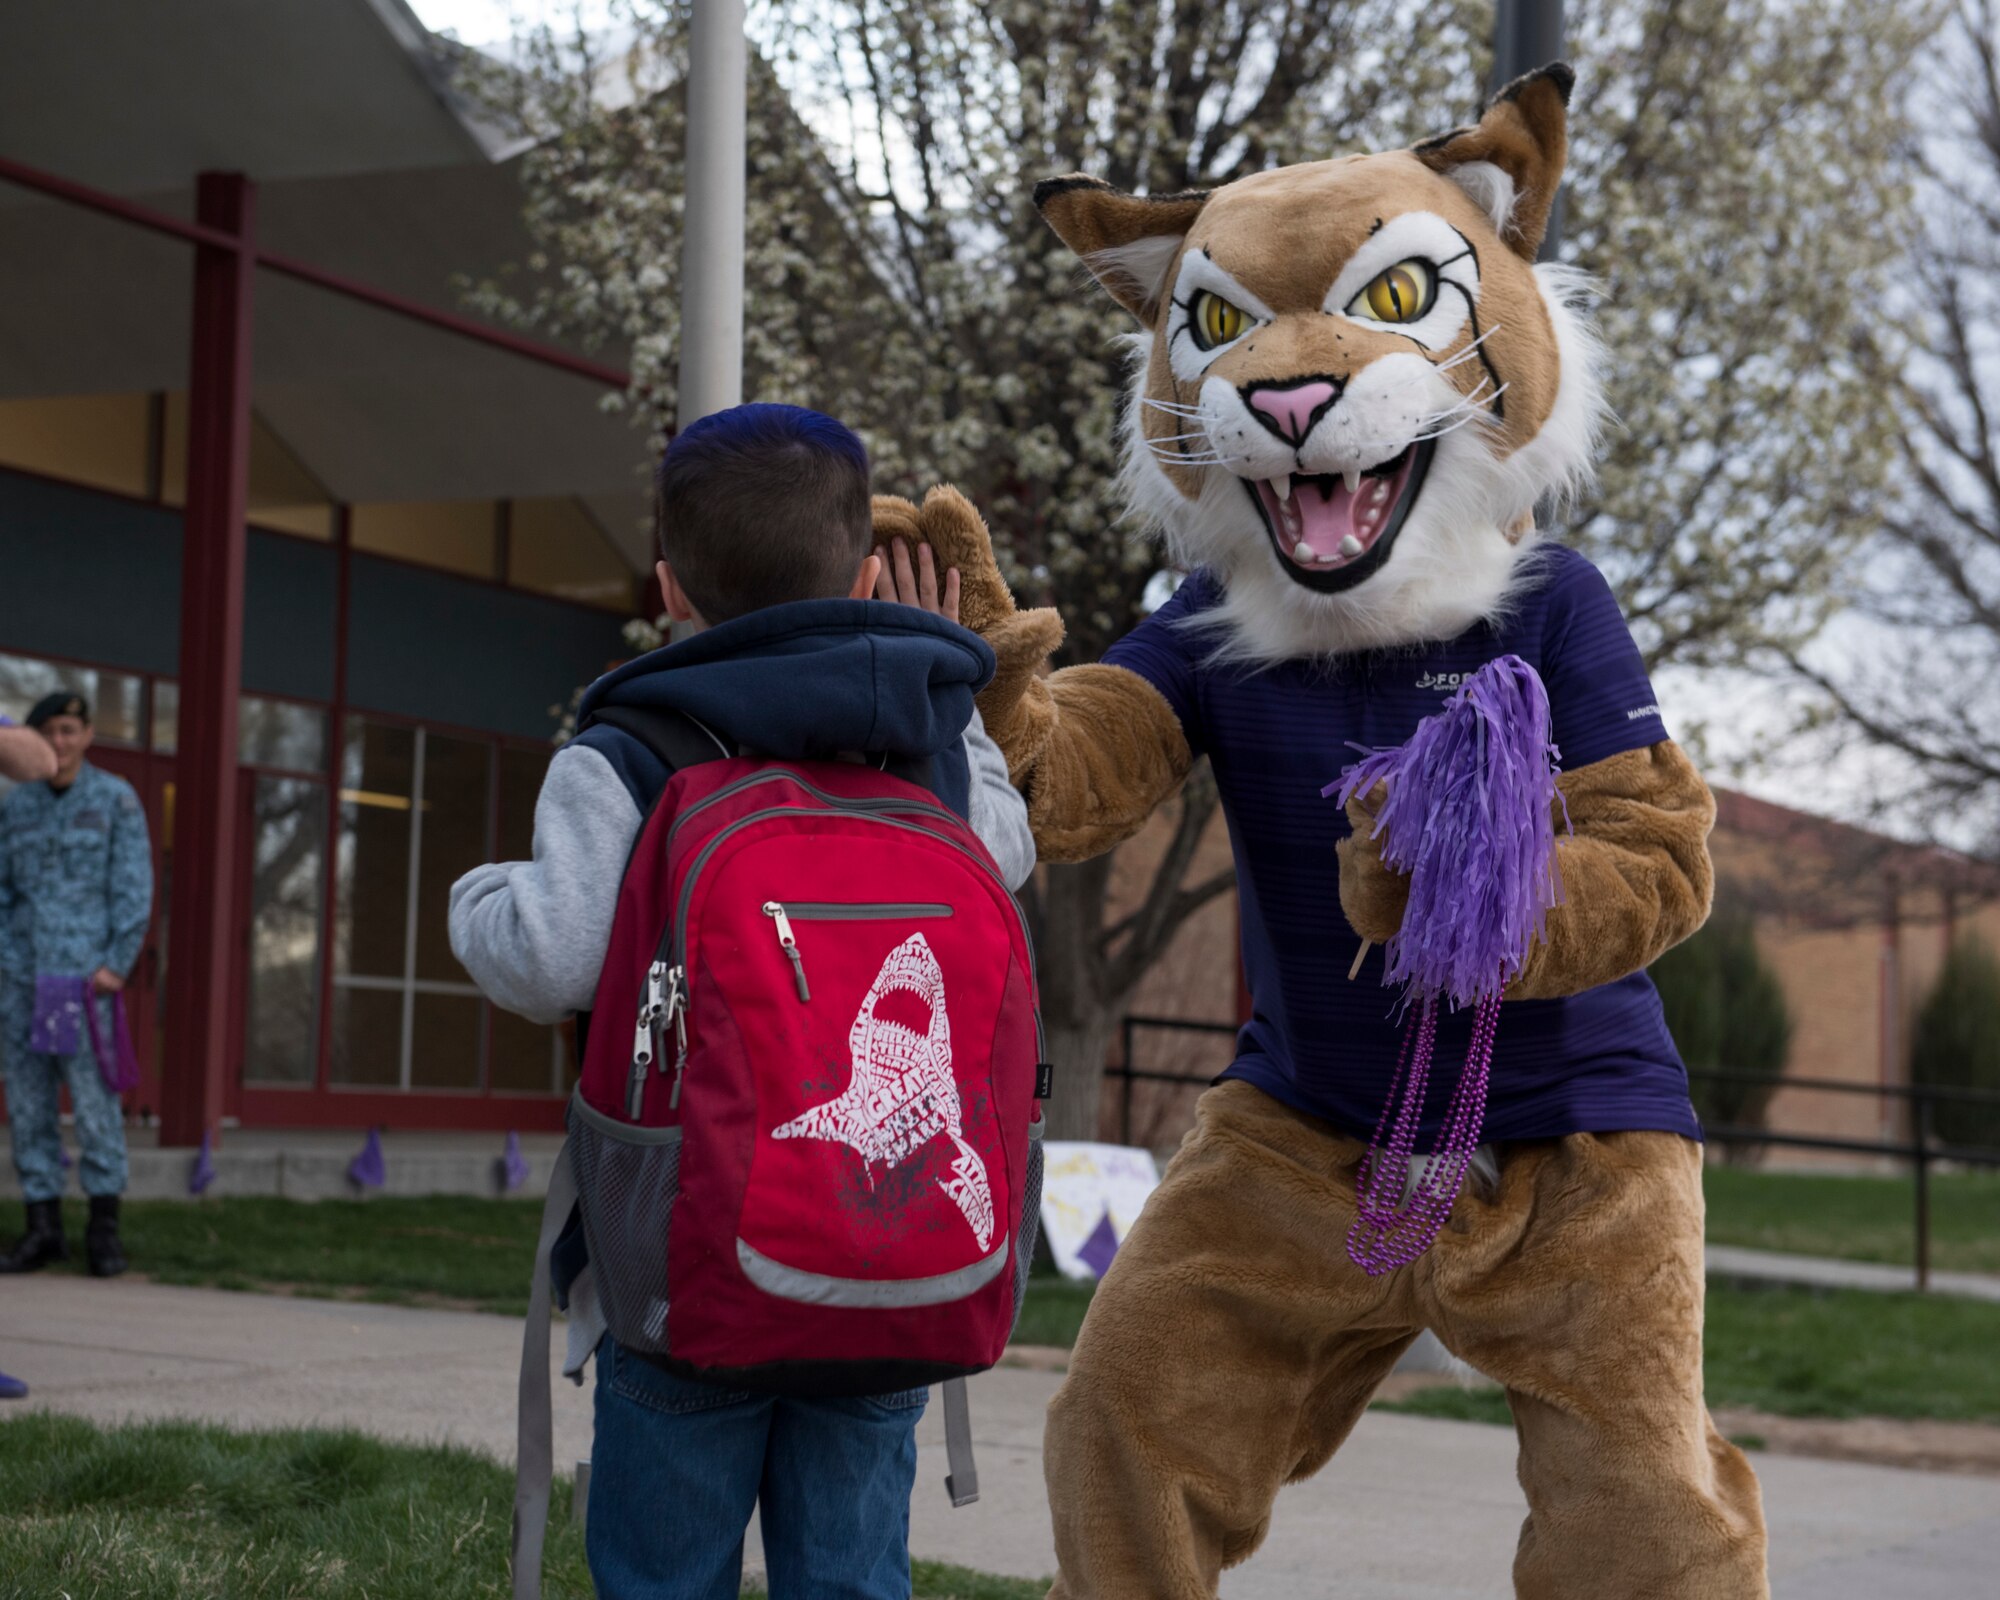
[{"x1": 574, "y1": 598, "x2": 996, "y2": 815}]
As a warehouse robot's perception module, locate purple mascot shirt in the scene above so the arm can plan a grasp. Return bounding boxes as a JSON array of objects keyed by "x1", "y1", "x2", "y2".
[{"x1": 1103, "y1": 544, "x2": 1702, "y2": 1145}]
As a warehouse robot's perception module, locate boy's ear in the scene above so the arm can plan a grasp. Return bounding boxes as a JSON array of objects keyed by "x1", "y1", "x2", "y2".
[
  {"x1": 657, "y1": 560, "x2": 698, "y2": 625},
  {"x1": 1033, "y1": 175, "x2": 1210, "y2": 321},
  {"x1": 1412, "y1": 62, "x2": 1573, "y2": 260},
  {"x1": 850, "y1": 552, "x2": 883, "y2": 601}
]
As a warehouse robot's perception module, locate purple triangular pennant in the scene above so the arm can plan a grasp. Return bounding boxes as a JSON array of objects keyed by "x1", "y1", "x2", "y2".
[
  {"x1": 1076, "y1": 1208, "x2": 1121, "y2": 1280},
  {"x1": 347, "y1": 1127, "x2": 386, "y2": 1190},
  {"x1": 500, "y1": 1131, "x2": 531, "y2": 1193},
  {"x1": 188, "y1": 1130, "x2": 217, "y2": 1196}
]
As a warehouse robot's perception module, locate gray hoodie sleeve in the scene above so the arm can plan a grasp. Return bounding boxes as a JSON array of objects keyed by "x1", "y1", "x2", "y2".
[
  {"x1": 448, "y1": 744, "x2": 641, "y2": 1023},
  {"x1": 965, "y1": 706, "x2": 1035, "y2": 891}
]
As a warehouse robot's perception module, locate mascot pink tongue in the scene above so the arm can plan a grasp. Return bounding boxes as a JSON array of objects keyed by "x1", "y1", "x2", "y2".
[{"x1": 1323, "y1": 654, "x2": 1568, "y2": 1275}]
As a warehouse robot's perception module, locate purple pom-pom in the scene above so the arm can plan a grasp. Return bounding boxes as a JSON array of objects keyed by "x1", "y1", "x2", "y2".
[
  {"x1": 1322, "y1": 654, "x2": 1572, "y2": 1275},
  {"x1": 1323, "y1": 654, "x2": 1568, "y2": 1008}
]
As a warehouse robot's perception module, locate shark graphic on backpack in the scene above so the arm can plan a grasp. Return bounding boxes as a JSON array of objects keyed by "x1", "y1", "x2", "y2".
[{"x1": 513, "y1": 706, "x2": 1046, "y2": 1596}]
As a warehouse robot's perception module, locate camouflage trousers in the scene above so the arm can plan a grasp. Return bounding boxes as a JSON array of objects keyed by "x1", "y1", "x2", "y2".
[{"x1": 2, "y1": 983, "x2": 128, "y2": 1202}]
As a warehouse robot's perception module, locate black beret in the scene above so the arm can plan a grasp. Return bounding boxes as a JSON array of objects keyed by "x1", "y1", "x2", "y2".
[{"x1": 25, "y1": 692, "x2": 88, "y2": 729}]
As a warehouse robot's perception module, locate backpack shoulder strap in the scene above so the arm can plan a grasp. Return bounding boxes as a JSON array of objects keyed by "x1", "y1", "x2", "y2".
[
  {"x1": 512, "y1": 1138, "x2": 578, "y2": 1600},
  {"x1": 584, "y1": 704, "x2": 733, "y2": 777},
  {"x1": 590, "y1": 702, "x2": 945, "y2": 802}
]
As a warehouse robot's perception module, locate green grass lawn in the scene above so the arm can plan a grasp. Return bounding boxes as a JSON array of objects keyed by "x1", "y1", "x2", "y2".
[
  {"x1": 1376, "y1": 1280, "x2": 2000, "y2": 1427},
  {"x1": 0, "y1": 1414, "x2": 1044, "y2": 1600},
  {"x1": 1702, "y1": 1166, "x2": 2000, "y2": 1275},
  {"x1": 51, "y1": 1194, "x2": 547, "y2": 1316}
]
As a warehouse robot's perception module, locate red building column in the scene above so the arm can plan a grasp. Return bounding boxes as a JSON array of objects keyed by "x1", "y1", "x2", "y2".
[{"x1": 159, "y1": 172, "x2": 255, "y2": 1148}]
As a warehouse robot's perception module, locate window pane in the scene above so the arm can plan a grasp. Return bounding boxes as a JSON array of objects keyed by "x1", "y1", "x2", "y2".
[
  {"x1": 152, "y1": 680, "x2": 177, "y2": 753},
  {"x1": 335, "y1": 719, "x2": 414, "y2": 981},
  {"x1": 0, "y1": 393, "x2": 152, "y2": 498},
  {"x1": 0, "y1": 653, "x2": 143, "y2": 746},
  {"x1": 497, "y1": 744, "x2": 548, "y2": 862},
  {"x1": 351, "y1": 500, "x2": 498, "y2": 579},
  {"x1": 240, "y1": 696, "x2": 326, "y2": 771},
  {"x1": 411, "y1": 991, "x2": 481, "y2": 1090},
  {"x1": 509, "y1": 498, "x2": 637, "y2": 610},
  {"x1": 489, "y1": 1006, "x2": 560, "y2": 1095},
  {"x1": 243, "y1": 777, "x2": 324, "y2": 1085},
  {"x1": 329, "y1": 985, "x2": 402, "y2": 1087},
  {"x1": 413, "y1": 733, "x2": 490, "y2": 983}
]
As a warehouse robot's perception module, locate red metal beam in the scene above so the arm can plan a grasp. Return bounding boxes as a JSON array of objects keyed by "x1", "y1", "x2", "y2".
[
  {"x1": 159, "y1": 172, "x2": 257, "y2": 1150},
  {"x1": 0, "y1": 155, "x2": 633, "y2": 393},
  {"x1": 0, "y1": 153, "x2": 240, "y2": 250},
  {"x1": 257, "y1": 249, "x2": 632, "y2": 391}
]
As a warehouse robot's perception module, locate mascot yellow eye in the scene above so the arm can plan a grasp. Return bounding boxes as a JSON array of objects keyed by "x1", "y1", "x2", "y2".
[
  {"x1": 1348, "y1": 260, "x2": 1435, "y2": 324},
  {"x1": 1189, "y1": 290, "x2": 1248, "y2": 350}
]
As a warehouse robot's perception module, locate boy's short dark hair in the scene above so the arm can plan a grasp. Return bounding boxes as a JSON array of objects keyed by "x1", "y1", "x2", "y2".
[{"x1": 655, "y1": 403, "x2": 873, "y2": 623}]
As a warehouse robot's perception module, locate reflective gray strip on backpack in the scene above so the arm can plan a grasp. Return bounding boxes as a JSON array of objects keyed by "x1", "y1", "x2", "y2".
[
  {"x1": 512, "y1": 1139, "x2": 578, "y2": 1600},
  {"x1": 735, "y1": 1235, "x2": 1009, "y2": 1307},
  {"x1": 942, "y1": 1376, "x2": 979, "y2": 1507}
]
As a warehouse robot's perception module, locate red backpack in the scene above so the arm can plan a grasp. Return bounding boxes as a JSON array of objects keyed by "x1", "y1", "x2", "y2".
[{"x1": 514, "y1": 707, "x2": 1045, "y2": 1595}]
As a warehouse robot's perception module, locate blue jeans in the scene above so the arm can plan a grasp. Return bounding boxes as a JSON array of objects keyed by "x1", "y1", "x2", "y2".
[{"x1": 587, "y1": 1338, "x2": 927, "y2": 1600}]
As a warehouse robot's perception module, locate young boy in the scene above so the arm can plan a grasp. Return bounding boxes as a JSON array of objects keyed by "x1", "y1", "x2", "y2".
[{"x1": 449, "y1": 403, "x2": 1031, "y2": 1600}]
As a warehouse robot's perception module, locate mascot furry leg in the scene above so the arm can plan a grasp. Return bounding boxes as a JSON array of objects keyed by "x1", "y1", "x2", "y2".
[{"x1": 876, "y1": 61, "x2": 1767, "y2": 1600}]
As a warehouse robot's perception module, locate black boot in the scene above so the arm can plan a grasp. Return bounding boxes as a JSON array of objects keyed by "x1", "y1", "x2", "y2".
[
  {"x1": 0, "y1": 1199, "x2": 68, "y2": 1274},
  {"x1": 85, "y1": 1195, "x2": 126, "y2": 1279}
]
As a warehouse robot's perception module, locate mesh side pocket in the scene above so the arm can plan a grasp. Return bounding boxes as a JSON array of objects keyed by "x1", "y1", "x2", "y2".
[
  {"x1": 567, "y1": 1094, "x2": 682, "y2": 1357},
  {"x1": 1010, "y1": 1124, "x2": 1046, "y2": 1334}
]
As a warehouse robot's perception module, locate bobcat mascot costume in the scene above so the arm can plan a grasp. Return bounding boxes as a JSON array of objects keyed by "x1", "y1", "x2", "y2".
[{"x1": 874, "y1": 65, "x2": 1768, "y2": 1600}]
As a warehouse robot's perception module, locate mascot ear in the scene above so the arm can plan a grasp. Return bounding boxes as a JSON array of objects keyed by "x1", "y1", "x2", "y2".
[
  {"x1": 1413, "y1": 62, "x2": 1573, "y2": 260},
  {"x1": 1033, "y1": 175, "x2": 1210, "y2": 321}
]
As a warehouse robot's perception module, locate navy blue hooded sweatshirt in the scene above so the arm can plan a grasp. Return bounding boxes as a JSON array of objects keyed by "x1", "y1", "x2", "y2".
[{"x1": 573, "y1": 597, "x2": 996, "y2": 817}]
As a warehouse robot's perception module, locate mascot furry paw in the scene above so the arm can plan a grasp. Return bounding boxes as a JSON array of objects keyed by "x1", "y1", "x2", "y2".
[{"x1": 880, "y1": 64, "x2": 1769, "y2": 1600}]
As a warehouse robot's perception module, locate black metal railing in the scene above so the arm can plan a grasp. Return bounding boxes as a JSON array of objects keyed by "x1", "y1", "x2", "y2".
[{"x1": 1112, "y1": 1014, "x2": 2000, "y2": 1291}]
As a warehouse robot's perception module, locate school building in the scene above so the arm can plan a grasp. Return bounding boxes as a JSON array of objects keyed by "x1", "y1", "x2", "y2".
[{"x1": 0, "y1": 2, "x2": 655, "y2": 1142}]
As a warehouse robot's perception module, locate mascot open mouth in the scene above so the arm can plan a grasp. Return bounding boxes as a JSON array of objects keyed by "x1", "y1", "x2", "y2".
[{"x1": 1245, "y1": 440, "x2": 1436, "y2": 594}]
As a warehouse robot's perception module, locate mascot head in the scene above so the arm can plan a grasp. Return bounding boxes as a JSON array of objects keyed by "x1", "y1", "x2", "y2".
[{"x1": 1036, "y1": 65, "x2": 1604, "y2": 662}]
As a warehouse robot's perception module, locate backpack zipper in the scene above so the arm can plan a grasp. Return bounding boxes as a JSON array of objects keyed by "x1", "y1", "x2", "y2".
[
  {"x1": 760, "y1": 902, "x2": 811, "y2": 1002},
  {"x1": 760, "y1": 901, "x2": 955, "y2": 1002},
  {"x1": 627, "y1": 959, "x2": 687, "y2": 1118}
]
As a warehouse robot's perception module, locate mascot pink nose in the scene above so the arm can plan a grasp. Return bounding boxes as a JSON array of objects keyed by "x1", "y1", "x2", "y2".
[{"x1": 1248, "y1": 380, "x2": 1337, "y2": 447}]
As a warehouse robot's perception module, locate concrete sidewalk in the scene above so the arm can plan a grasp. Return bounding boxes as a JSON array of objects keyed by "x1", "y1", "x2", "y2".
[
  {"x1": 4, "y1": 1277, "x2": 1998, "y2": 1598},
  {"x1": 1707, "y1": 1242, "x2": 2000, "y2": 1302}
]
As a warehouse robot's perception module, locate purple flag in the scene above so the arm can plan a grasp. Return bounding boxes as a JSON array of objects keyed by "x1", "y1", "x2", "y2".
[
  {"x1": 188, "y1": 1130, "x2": 217, "y2": 1196},
  {"x1": 347, "y1": 1127, "x2": 386, "y2": 1190},
  {"x1": 500, "y1": 1131, "x2": 531, "y2": 1193},
  {"x1": 1075, "y1": 1208, "x2": 1121, "y2": 1280}
]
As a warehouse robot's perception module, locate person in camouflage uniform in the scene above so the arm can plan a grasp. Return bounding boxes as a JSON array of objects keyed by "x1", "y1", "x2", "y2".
[{"x1": 0, "y1": 692, "x2": 153, "y2": 1277}]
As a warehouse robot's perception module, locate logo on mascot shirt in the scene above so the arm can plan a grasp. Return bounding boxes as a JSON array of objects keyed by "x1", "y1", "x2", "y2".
[
  {"x1": 1416, "y1": 669, "x2": 1475, "y2": 692},
  {"x1": 769, "y1": 932, "x2": 996, "y2": 1250}
]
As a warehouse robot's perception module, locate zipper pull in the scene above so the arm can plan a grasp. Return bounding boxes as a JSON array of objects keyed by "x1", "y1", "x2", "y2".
[
  {"x1": 761, "y1": 902, "x2": 811, "y2": 1002},
  {"x1": 627, "y1": 1019, "x2": 653, "y2": 1119},
  {"x1": 628, "y1": 961, "x2": 669, "y2": 1119},
  {"x1": 665, "y1": 965, "x2": 689, "y2": 1109}
]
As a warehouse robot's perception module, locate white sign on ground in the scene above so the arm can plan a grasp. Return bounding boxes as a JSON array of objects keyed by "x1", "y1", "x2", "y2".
[{"x1": 1038, "y1": 1141, "x2": 1161, "y2": 1281}]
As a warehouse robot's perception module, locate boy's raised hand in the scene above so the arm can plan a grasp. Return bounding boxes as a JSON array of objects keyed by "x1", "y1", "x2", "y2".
[{"x1": 874, "y1": 535, "x2": 962, "y2": 624}]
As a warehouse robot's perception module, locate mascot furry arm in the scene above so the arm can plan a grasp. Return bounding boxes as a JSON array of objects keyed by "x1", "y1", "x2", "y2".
[
  {"x1": 873, "y1": 68, "x2": 1713, "y2": 999},
  {"x1": 872, "y1": 489, "x2": 1198, "y2": 864}
]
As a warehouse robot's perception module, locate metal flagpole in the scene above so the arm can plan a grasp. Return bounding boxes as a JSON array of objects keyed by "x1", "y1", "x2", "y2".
[{"x1": 679, "y1": 0, "x2": 748, "y2": 422}]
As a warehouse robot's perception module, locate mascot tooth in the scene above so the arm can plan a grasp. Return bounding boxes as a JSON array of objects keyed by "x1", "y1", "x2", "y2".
[{"x1": 873, "y1": 63, "x2": 1768, "y2": 1600}]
